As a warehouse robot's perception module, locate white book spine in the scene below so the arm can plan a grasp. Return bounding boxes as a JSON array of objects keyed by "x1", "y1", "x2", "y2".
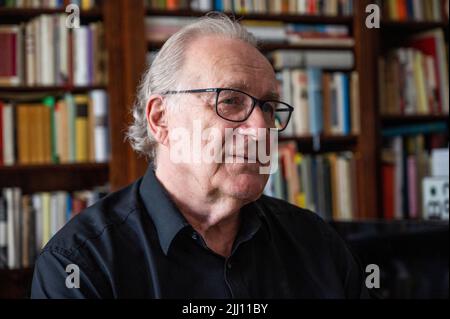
[
  {"x1": 335, "y1": 73, "x2": 344, "y2": 134},
  {"x1": 74, "y1": 27, "x2": 89, "y2": 86},
  {"x1": 59, "y1": 15, "x2": 68, "y2": 84},
  {"x1": 25, "y1": 23, "x2": 35, "y2": 85},
  {"x1": 41, "y1": 15, "x2": 55, "y2": 85},
  {"x1": 5, "y1": 189, "x2": 15, "y2": 269},
  {"x1": 32, "y1": 194, "x2": 43, "y2": 252},
  {"x1": 91, "y1": 90, "x2": 109, "y2": 162},
  {"x1": 413, "y1": 0, "x2": 423, "y2": 21},
  {"x1": 291, "y1": 69, "x2": 309, "y2": 135},
  {"x1": 50, "y1": 193, "x2": 58, "y2": 237},
  {"x1": 2, "y1": 104, "x2": 15, "y2": 165}
]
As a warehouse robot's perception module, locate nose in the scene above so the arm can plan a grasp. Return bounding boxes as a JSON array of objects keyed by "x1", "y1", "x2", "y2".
[{"x1": 242, "y1": 104, "x2": 269, "y2": 130}]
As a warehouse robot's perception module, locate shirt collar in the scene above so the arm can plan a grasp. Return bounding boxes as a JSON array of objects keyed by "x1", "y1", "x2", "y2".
[
  {"x1": 139, "y1": 167, "x2": 189, "y2": 255},
  {"x1": 139, "y1": 166, "x2": 272, "y2": 255}
]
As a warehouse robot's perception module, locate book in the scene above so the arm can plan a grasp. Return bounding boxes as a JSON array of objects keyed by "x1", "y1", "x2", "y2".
[
  {"x1": 0, "y1": 25, "x2": 22, "y2": 86},
  {"x1": 380, "y1": 30, "x2": 449, "y2": 116},
  {"x1": 269, "y1": 50, "x2": 354, "y2": 70},
  {"x1": 0, "y1": 17, "x2": 107, "y2": 86},
  {"x1": 277, "y1": 69, "x2": 357, "y2": 137},
  {"x1": 0, "y1": 186, "x2": 108, "y2": 269},
  {"x1": 0, "y1": 193, "x2": 6, "y2": 268},
  {"x1": 384, "y1": 0, "x2": 445, "y2": 21},
  {"x1": 264, "y1": 143, "x2": 358, "y2": 221},
  {"x1": 74, "y1": 95, "x2": 89, "y2": 162},
  {"x1": 209, "y1": 0, "x2": 354, "y2": 15},
  {"x1": 382, "y1": 133, "x2": 447, "y2": 219},
  {"x1": 0, "y1": 91, "x2": 109, "y2": 166}
]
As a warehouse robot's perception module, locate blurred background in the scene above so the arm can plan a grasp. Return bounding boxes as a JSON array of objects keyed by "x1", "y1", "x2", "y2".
[{"x1": 0, "y1": 0, "x2": 448, "y2": 299}]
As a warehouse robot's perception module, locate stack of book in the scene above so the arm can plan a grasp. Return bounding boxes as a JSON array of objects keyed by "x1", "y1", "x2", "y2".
[
  {"x1": 381, "y1": 133, "x2": 448, "y2": 220},
  {"x1": 146, "y1": 0, "x2": 211, "y2": 11},
  {"x1": 380, "y1": 0, "x2": 446, "y2": 22},
  {"x1": 0, "y1": 186, "x2": 108, "y2": 269},
  {"x1": 0, "y1": 18, "x2": 107, "y2": 86},
  {"x1": 215, "y1": 0, "x2": 354, "y2": 15},
  {"x1": 379, "y1": 29, "x2": 449, "y2": 115},
  {"x1": 146, "y1": 0, "x2": 354, "y2": 16},
  {"x1": 264, "y1": 142, "x2": 359, "y2": 221},
  {"x1": 146, "y1": 18, "x2": 353, "y2": 47},
  {"x1": 272, "y1": 62, "x2": 359, "y2": 137},
  {"x1": 0, "y1": 90, "x2": 110, "y2": 166},
  {"x1": 241, "y1": 22, "x2": 353, "y2": 46},
  {"x1": 0, "y1": 0, "x2": 102, "y2": 9},
  {"x1": 146, "y1": 16, "x2": 196, "y2": 42}
]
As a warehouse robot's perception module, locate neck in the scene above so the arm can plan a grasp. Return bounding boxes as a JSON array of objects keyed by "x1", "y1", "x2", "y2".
[{"x1": 154, "y1": 160, "x2": 242, "y2": 257}]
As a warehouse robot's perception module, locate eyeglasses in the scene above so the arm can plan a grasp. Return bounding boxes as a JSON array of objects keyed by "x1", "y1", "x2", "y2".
[{"x1": 163, "y1": 88, "x2": 294, "y2": 131}]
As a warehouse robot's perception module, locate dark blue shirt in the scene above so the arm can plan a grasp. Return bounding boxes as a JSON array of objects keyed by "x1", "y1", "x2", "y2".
[{"x1": 31, "y1": 167, "x2": 370, "y2": 298}]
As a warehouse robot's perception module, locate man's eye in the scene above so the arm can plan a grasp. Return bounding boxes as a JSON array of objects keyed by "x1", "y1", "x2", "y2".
[
  {"x1": 261, "y1": 103, "x2": 275, "y2": 114},
  {"x1": 221, "y1": 97, "x2": 240, "y2": 105}
]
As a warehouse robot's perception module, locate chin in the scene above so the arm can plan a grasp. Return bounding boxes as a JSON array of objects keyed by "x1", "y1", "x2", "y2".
[{"x1": 224, "y1": 172, "x2": 268, "y2": 201}]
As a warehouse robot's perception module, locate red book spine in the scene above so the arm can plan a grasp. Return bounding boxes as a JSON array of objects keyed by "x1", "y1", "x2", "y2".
[
  {"x1": 308, "y1": 0, "x2": 317, "y2": 14},
  {"x1": 0, "y1": 101, "x2": 3, "y2": 166},
  {"x1": 397, "y1": 0, "x2": 408, "y2": 21},
  {"x1": 382, "y1": 164, "x2": 395, "y2": 220}
]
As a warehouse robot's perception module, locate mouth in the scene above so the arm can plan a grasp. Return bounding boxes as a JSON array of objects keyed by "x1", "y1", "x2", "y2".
[{"x1": 226, "y1": 154, "x2": 261, "y2": 164}]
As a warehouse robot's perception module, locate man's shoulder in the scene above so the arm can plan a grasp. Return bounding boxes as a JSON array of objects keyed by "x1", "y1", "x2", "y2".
[
  {"x1": 256, "y1": 194, "x2": 324, "y2": 222},
  {"x1": 255, "y1": 194, "x2": 331, "y2": 235},
  {"x1": 40, "y1": 179, "x2": 142, "y2": 258}
]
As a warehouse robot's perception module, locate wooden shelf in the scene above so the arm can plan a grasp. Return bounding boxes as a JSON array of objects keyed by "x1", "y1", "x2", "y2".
[
  {"x1": 381, "y1": 20, "x2": 449, "y2": 31},
  {"x1": 0, "y1": 163, "x2": 109, "y2": 193},
  {"x1": 146, "y1": 9, "x2": 354, "y2": 24},
  {"x1": 381, "y1": 114, "x2": 449, "y2": 126},
  {"x1": 0, "y1": 7, "x2": 102, "y2": 22},
  {"x1": 260, "y1": 42, "x2": 354, "y2": 51},
  {"x1": 0, "y1": 268, "x2": 33, "y2": 299},
  {"x1": 148, "y1": 40, "x2": 354, "y2": 51},
  {"x1": 0, "y1": 85, "x2": 106, "y2": 93},
  {"x1": 279, "y1": 134, "x2": 358, "y2": 153},
  {"x1": 331, "y1": 220, "x2": 449, "y2": 245}
]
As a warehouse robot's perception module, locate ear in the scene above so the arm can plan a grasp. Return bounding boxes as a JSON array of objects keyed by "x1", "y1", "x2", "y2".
[{"x1": 145, "y1": 95, "x2": 169, "y2": 146}]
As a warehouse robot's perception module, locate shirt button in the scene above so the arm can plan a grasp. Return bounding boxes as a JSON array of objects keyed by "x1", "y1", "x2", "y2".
[
  {"x1": 227, "y1": 261, "x2": 232, "y2": 269},
  {"x1": 191, "y1": 232, "x2": 198, "y2": 240}
]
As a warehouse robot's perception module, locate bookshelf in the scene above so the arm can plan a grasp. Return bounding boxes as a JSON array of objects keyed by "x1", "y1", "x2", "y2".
[
  {"x1": 0, "y1": 0, "x2": 130, "y2": 299},
  {"x1": 0, "y1": 85, "x2": 107, "y2": 93},
  {"x1": 0, "y1": 0, "x2": 448, "y2": 299},
  {"x1": 0, "y1": 7, "x2": 103, "y2": 22},
  {"x1": 0, "y1": 163, "x2": 109, "y2": 194},
  {"x1": 376, "y1": 0, "x2": 449, "y2": 223},
  {"x1": 279, "y1": 135, "x2": 358, "y2": 153},
  {"x1": 381, "y1": 114, "x2": 449, "y2": 126}
]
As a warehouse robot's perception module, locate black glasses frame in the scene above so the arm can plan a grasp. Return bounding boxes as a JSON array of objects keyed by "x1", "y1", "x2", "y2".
[{"x1": 163, "y1": 88, "x2": 294, "y2": 132}]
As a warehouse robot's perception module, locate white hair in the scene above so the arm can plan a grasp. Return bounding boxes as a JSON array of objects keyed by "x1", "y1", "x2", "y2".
[{"x1": 125, "y1": 12, "x2": 258, "y2": 163}]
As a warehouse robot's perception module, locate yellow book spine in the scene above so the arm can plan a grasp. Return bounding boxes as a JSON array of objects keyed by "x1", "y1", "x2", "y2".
[
  {"x1": 414, "y1": 52, "x2": 428, "y2": 114},
  {"x1": 17, "y1": 105, "x2": 30, "y2": 165},
  {"x1": 75, "y1": 118, "x2": 88, "y2": 162},
  {"x1": 81, "y1": 0, "x2": 92, "y2": 10},
  {"x1": 388, "y1": 0, "x2": 398, "y2": 20},
  {"x1": 42, "y1": 193, "x2": 51, "y2": 248}
]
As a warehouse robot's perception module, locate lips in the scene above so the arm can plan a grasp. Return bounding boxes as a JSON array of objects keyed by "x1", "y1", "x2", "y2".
[{"x1": 227, "y1": 153, "x2": 260, "y2": 163}]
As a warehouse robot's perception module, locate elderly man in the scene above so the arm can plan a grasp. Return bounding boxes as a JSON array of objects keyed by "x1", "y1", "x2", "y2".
[{"x1": 31, "y1": 13, "x2": 370, "y2": 299}]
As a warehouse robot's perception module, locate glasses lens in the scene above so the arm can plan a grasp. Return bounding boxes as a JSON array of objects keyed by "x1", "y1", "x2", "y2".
[
  {"x1": 216, "y1": 90, "x2": 292, "y2": 130},
  {"x1": 216, "y1": 89, "x2": 253, "y2": 121},
  {"x1": 269, "y1": 102, "x2": 292, "y2": 131}
]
